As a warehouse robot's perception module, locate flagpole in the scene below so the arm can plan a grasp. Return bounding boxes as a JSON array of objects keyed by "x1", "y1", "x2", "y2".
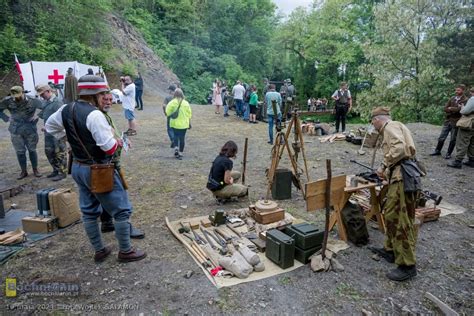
[
  {"x1": 14, "y1": 53, "x2": 24, "y2": 82},
  {"x1": 30, "y1": 61, "x2": 36, "y2": 88}
]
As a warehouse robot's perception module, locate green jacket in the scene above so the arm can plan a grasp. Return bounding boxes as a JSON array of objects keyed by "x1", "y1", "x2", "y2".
[{"x1": 166, "y1": 98, "x2": 192, "y2": 129}]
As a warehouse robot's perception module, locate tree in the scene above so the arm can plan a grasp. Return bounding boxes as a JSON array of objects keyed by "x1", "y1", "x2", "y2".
[{"x1": 357, "y1": 0, "x2": 465, "y2": 123}]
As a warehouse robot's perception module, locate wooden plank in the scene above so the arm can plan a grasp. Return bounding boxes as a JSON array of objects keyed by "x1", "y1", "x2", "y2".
[
  {"x1": 306, "y1": 175, "x2": 346, "y2": 197},
  {"x1": 425, "y1": 292, "x2": 459, "y2": 316},
  {"x1": 306, "y1": 176, "x2": 346, "y2": 212}
]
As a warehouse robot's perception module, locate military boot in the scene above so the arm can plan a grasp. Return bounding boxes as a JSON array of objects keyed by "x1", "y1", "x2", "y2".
[
  {"x1": 47, "y1": 170, "x2": 58, "y2": 178},
  {"x1": 368, "y1": 246, "x2": 395, "y2": 263},
  {"x1": 101, "y1": 220, "x2": 115, "y2": 233},
  {"x1": 386, "y1": 265, "x2": 417, "y2": 281},
  {"x1": 33, "y1": 169, "x2": 42, "y2": 177},
  {"x1": 463, "y1": 159, "x2": 474, "y2": 167},
  {"x1": 429, "y1": 141, "x2": 444, "y2": 156},
  {"x1": 52, "y1": 172, "x2": 67, "y2": 181},
  {"x1": 447, "y1": 159, "x2": 462, "y2": 169},
  {"x1": 17, "y1": 170, "x2": 28, "y2": 180},
  {"x1": 445, "y1": 141, "x2": 456, "y2": 159}
]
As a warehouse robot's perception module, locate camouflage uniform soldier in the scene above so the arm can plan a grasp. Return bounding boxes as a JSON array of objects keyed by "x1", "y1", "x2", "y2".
[
  {"x1": 36, "y1": 84, "x2": 67, "y2": 181},
  {"x1": 0, "y1": 86, "x2": 43, "y2": 179},
  {"x1": 369, "y1": 106, "x2": 418, "y2": 281}
]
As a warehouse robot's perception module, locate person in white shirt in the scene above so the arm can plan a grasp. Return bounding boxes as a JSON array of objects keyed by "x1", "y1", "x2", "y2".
[
  {"x1": 45, "y1": 75, "x2": 146, "y2": 263},
  {"x1": 232, "y1": 80, "x2": 246, "y2": 117},
  {"x1": 120, "y1": 75, "x2": 137, "y2": 136}
]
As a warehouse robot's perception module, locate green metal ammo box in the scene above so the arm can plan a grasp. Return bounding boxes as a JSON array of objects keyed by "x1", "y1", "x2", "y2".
[
  {"x1": 271, "y1": 168, "x2": 292, "y2": 200},
  {"x1": 265, "y1": 229, "x2": 295, "y2": 269},
  {"x1": 284, "y1": 223, "x2": 324, "y2": 250},
  {"x1": 294, "y1": 245, "x2": 321, "y2": 264}
]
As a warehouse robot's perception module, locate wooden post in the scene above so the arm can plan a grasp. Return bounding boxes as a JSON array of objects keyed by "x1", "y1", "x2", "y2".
[
  {"x1": 321, "y1": 159, "x2": 331, "y2": 260},
  {"x1": 242, "y1": 138, "x2": 248, "y2": 185}
]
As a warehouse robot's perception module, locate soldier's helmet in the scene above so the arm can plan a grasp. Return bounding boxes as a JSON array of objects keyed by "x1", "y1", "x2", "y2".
[{"x1": 77, "y1": 75, "x2": 110, "y2": 96}]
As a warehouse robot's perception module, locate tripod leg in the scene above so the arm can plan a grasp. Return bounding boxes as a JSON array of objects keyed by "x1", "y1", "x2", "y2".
[{"x1": 296, "y1": 116, "x2": 310, "y2": 181}]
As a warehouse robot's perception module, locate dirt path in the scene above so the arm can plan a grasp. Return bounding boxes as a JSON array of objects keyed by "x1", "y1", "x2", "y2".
[{"x1": 1, "y1": 98, "x2": 473, "y2": 314}]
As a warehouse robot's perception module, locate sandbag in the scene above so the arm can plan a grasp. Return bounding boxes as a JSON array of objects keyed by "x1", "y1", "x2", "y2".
[
  {"x1": 341, "y1": 201, "x2": 369, "y2": 246},
  {"x1": 253, "y1": 261, "x2": 265, "y2": 272},
  {"x1": 201, "y1": 244, "x2": 222, "y2": 267},
  {"x1": 218, "y1": 252, "x2": 253, "y2": 279},
  {"x1": 237, "y1": 244, "x2": 260, "y2": 266}
]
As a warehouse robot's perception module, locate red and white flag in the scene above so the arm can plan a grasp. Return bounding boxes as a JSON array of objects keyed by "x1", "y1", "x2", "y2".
[{"x1": 14, "y1": 53, "x2": 24, "y2": 82}]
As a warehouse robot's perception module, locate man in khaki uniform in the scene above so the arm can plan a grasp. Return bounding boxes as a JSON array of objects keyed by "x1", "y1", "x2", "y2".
[{"x1": 369, "y1": 106, "x2": 418, "y2": 281}]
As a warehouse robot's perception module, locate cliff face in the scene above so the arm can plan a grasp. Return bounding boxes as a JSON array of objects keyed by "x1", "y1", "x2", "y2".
[{"x1": 106, "y1": 14, "x2": 179, "y2": 101}]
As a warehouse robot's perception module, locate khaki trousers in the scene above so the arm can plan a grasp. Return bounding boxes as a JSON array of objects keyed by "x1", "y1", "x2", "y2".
[{"x1": 213, "y1": 171, "x2": 248, "y2": 198}]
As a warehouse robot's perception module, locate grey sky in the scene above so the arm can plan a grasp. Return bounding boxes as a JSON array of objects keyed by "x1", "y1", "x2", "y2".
[{"x1": 273, "y1": 0, "x2": 313, "y2": 15}]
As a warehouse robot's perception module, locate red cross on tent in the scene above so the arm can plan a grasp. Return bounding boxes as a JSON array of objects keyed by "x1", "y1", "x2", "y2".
[{"x1": 48, "y1": 69, "x2": 64, "y2": 84}]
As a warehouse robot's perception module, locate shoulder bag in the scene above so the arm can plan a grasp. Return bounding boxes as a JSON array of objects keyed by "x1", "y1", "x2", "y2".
[
  {"x1": 456, "y1": 114, "x2": 474, "y2": 129},
  {"x1": 71, "y1": 103, "x2": 115, "y2": 194},
  {"x1": 169, "y1": 99, "x2": 183, "y2": 119}
]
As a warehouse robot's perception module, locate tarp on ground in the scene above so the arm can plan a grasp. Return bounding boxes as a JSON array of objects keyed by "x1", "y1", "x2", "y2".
[{"x1": 168, "y1": 214, "x2": 350, "y2": 288}]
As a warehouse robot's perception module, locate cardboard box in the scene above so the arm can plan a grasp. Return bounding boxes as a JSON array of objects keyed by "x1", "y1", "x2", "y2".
[{"x1": 22, "y1": 216, "x2": 58, "y2": 234}]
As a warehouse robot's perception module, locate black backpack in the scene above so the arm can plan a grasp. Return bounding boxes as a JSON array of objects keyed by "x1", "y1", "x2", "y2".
[{"x1": 341, "y1": 201, "x2": 369, "y2": 246}]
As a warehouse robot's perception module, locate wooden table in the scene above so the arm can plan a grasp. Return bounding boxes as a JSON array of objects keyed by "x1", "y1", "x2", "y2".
[{"x1": 306, "y1": 175, "x2": 386, "y2": 242}]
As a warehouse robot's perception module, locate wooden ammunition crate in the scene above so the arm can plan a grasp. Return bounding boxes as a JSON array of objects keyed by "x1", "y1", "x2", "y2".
[
  {"x1": 415, "y1": 207, "x2": 441, "y2": 223},
  {"x1": 249, "y1": 206, "x2": 285, "y2": 224}
]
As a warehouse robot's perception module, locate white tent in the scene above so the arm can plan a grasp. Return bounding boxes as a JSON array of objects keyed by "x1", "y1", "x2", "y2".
[{"x1": 18, "y1": 61, "x2": 107, "y2": 97}]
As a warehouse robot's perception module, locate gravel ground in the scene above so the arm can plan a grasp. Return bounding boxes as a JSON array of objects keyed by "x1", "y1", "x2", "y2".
[{"x1": 0, "y1": 98, "x2": 473, "y2": 315}]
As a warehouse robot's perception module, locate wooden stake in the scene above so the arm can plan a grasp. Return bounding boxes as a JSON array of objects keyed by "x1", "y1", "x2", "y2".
[
  {"x1": 242, "y1": 137, "x2": 248, "y2": 185},
  {"x1": 370, "y1": 134, "x2": 380, "y2": 169},
  {"x1": 321, "y1": 159, "x2": 332, "y2": 260},
  {"x1": 425, "y1": 292, "x2": 459, "y2": 316}
]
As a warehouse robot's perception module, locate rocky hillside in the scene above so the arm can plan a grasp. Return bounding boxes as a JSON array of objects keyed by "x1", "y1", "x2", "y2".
[{"x1": 106, "y1": 14, "x2": 179, "y2": 101}]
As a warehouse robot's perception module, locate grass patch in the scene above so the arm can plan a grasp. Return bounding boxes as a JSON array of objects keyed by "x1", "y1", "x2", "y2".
[
  {"x1": 335, "y1": 282, "x2": 362, "y2": 301},
  {"x1": 278, "y1": 276, "x2": 292, "y2": 285}
]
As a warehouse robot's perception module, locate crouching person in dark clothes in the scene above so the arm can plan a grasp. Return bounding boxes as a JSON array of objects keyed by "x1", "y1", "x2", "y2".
[
  {"x1": 207, "y1": 141, "x2": 248, "y2": 201},
  {"x1": 45, "y1": 75, "x2": 146, "y2": 263},
  {"x1": 369, "y1": 106, "x2": 419, "y2": 281}
]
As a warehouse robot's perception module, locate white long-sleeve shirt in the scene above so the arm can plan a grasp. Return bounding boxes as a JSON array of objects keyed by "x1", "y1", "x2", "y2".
[{"x1": 45, "y1": 104, "x2": 117, "y2": 154}]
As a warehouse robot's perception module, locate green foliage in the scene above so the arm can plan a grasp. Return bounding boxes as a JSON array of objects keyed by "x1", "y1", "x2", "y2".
[
  {"x1": 0, "y1": 23, "x2": 28, "y2": 69},
  {"x1": 0, "y1": 0, "x2": 113, "y2": 73}
]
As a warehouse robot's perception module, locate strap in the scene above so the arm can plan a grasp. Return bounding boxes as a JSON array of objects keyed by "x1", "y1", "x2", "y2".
[
  {"x1": 70, "y1": 103, "x2": 94, "y2": 161},
  {"x1": 176, "y1": 99, "x2": 183, "y2": 112}
]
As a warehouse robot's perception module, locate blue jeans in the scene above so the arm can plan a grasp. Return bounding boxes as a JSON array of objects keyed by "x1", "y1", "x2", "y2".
[
  {"x1": 234, "y1": 99, "x2": 243, "y2": 116},
  {"x1": 72, "y1": 162, "x2": 132, "y2": 252},
  {"x1": 267, "y1": 113, "x2": 282, "y2": 143},
  {"x1": 135, "y1": 89, "x2": 143, "y2": 109},
  {"x1": 167, "y1": 117, "x2": 174, "y2": 143},
  {"x1": 243, "y1": 102, "x2": 250, "y2": 121}
]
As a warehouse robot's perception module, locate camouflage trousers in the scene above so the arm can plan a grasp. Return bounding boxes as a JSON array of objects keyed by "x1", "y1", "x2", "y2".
[
  {"x1": 383, "y1": 181, "x2": 417, "y2": 266},
  {"x1": 44, "y1": 133, "x2": 67, "y2": 174},
  {"x1": 10, "y1": 124, "x2": 39, "y2": 170}
]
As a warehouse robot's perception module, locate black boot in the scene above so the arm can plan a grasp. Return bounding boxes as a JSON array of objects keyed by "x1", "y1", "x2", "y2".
[
  {"x1": 101, "y1": 220, "x2": 115, "y2": 233},
  {"x1": 17, "y1": 170, "x2": 28, "y2": 180},
  {"x1": 447, "y1": 159, "x2": 462, "y2": 169},
  {"x1": 386, "y1": 265, "x2": 417, "y2": 281},
  {"x1": 445, "y1": 141, "x2": 456, "y2": 159},
  {"x1": 368, "y1": 246, "x2": 395, "y2": 263},
  {"x1": 429, "y1": 141, "x2": 444, "y2": 156},
  {"x1": 463, "y1": 160, "x2": 474, "y2": 167}
]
